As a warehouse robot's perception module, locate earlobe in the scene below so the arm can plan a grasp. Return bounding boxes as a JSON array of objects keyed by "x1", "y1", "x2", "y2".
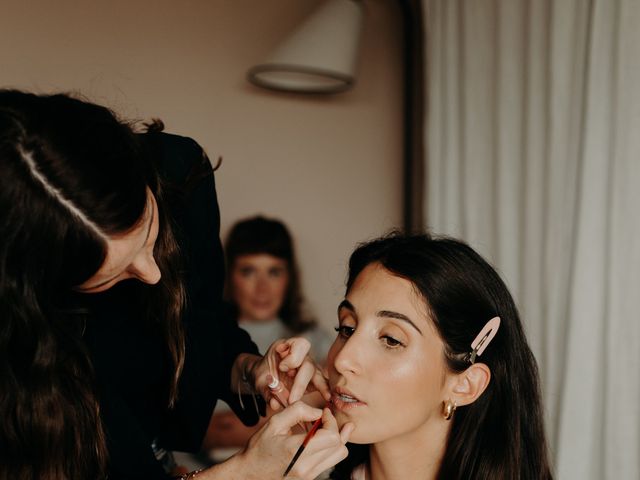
[{"x1": 450, "y1": 363, "x2": 491, "y2": 407}]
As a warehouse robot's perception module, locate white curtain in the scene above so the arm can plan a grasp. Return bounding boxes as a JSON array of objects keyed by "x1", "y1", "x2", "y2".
[{"x1": 423, "y1": 0, "x2": 640, "y2": 478}]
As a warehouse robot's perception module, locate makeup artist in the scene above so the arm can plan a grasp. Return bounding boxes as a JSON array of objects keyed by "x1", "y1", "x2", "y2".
[{"x1": 0, "y1": 90, "x2": 352, "y2": 480}]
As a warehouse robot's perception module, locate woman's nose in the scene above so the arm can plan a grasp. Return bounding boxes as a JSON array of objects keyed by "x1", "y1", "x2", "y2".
[
  {"x1": 255, "y1": 275, "x2": 270, "y2": 293},
  {"x1": 332, "y1": 335, "x2": 362, "y2": 376},
  {"x1": 130, "y1": 251, "x2": 161, "y2": 285}
]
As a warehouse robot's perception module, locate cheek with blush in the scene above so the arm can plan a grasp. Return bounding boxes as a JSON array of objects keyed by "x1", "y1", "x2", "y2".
[{"x1": 343, "y1": 354, "x2": 445, "y2": 445}]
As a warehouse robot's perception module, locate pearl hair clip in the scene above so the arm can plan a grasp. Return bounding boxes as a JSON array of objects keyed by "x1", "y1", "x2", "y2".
[{"x1": 465, "y1": 316, "x2": 501, "y2": 364}]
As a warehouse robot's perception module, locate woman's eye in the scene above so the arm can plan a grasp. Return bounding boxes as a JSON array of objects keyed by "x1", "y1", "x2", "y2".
[
  {"x1": 334, "y1": 325, "x2": 355, "y2": 338},
  {"x1": 381, "y1": 335, "x2": 405, "y2": 349},
  {"x1": 239, "y1": 267, "x2": 255, "y2": 277}
]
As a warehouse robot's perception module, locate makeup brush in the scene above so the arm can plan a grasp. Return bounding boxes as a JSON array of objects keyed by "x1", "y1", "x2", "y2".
[{"x1": 283, "y1": 415, "x2": 323, "y2": 477}]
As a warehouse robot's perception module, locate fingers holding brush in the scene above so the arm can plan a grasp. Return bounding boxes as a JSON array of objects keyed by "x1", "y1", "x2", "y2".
[
  {"x1": 284, "y1": 407, "x2": 354, "y2": 479},
  {"x1": 237, "y1": 402, "x2": 322, "y2": 479}
]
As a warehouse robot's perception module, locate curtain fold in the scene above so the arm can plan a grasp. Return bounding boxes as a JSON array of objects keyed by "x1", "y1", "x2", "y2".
[{"x1": 424, "y1": 1, "x2": 640, "y2": 478}]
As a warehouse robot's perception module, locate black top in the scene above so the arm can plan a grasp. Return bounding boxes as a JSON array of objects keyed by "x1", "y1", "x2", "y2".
[{"x1": 81, "y1": 133, "x2": 261, "y2": 479}]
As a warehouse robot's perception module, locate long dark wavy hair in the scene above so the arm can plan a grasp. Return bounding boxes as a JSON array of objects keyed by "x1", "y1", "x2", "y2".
[
  {"x1": 330, "y1": 233, "x2": 553, "y2": 480},
  {"x1": 224, "y1": 215, "x2": 315, "y2": 333},
  {"x1": 0, "y1": 90, "x2": 185, "y2": 480}
]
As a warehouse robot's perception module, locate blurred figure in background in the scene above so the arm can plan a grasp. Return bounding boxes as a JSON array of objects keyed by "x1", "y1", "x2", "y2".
[
  {"x1": 225, "y1": 215, "x2": 332, "y2": 359},
  {"x1": 203, "y1": 215, "x2": 333, "y2": 456}
]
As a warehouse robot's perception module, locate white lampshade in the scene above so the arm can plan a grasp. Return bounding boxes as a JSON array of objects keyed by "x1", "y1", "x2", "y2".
[{"x1": 247, "y1": 0, "x2": 364, "y2": 94}]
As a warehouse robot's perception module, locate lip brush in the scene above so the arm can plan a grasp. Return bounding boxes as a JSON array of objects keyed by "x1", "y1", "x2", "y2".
[{"x1": 283, "y1": 416, "x2": 323, "y2": 477}]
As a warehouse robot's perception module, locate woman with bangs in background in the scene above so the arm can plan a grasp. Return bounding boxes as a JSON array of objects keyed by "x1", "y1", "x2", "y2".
[{"x1": 204, "y1": 216, "x2": 333, "y2": 460}]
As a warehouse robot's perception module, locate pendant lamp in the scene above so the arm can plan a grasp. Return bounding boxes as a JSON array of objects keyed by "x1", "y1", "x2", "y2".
[{"x1": 247, "y1": 0, "x2": 364, "y2": 94}]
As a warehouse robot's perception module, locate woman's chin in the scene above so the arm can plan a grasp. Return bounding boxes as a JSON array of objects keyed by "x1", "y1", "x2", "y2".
[
  {"x1": 245, "y1": 310, "x2": 278, "y2": 322},
  {"x1": 347, "y1": 436, "x2": 368, "y2": 445},
  {"x1": 345, "y1": 428, "x2": 370, "y2": 445},
  {"x1": 239, "y1": 313, "x2": 276, "y2": 323},
  {"x1": 334, "y1": 417, "x2": 368, "y2": 444}
]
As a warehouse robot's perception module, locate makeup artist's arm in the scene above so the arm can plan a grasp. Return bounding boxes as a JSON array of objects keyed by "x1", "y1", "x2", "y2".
[
  {"x1": 232, "y1": 337, "x2": 331, "y2": 410},
  {"x1": 196, "y1": 402, "x2": 353, "y2": 480},
  {"x1": 152, "y1": 133, "x2": 265, "y2": 452}
]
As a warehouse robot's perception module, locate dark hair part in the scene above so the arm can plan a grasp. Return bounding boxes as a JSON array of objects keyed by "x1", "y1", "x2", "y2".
[
  {"x1": 0, "y1": 90, "x2": 185, "y2": 480},
  {"x1": 224, "y1": 215, "x2": 315, "y2": 333},
  {"x1": 331, "y1": 232, "x2": 552, "y2": 480}
]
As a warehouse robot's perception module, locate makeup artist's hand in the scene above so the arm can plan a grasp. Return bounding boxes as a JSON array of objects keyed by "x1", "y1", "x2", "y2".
[
  {"x1": 253, "y1": 337, "x2": 331, "y2": 411},
  {"x1": 237, "y1": 401, "x2": 353, "y2": 480}
]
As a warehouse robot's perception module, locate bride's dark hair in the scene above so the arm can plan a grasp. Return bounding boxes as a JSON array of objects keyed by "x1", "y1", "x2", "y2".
[{"x1": 0, "y1": 90, "x2": 185, "y2": 479}]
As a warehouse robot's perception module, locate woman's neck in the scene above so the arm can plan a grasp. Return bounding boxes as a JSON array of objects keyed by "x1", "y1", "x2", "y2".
[
  {"x1": 238, "y1": 316, "x2": 278, "y2": 324},
  {"x1": 367, "y1": 418, "x2": 449, "y2": 480}
]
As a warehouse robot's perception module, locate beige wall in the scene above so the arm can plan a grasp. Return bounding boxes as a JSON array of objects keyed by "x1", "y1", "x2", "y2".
[{"x1": 0, "y1": 0, "x2": 404, "y2": 334}]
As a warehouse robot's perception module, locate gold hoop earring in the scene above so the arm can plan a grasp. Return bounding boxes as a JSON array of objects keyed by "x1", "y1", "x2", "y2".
[{"x1": 443, "y1": 399, "x2": 457, "y2": 420}]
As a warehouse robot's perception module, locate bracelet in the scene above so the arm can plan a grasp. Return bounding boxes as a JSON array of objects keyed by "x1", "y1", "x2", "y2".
[
  {"x1": 174, "y1": 468, "x2": 204, "y2": 480},
  {"x1": 238, "y1": 356, "x2": 260, "y2": 415}
]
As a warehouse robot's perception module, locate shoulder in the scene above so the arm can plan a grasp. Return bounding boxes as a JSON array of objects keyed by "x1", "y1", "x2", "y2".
[
  {"x1": 351, "y1": 464, "x2": 367, "y2": 480},
  {"x1": 239, "y1": 320, "x2": 289, "y2": 355},
  {"x1": 140, "y1": 131, "x2": 211, "y2": 185},
  {"x1": 329, "y1": 462, "x2": 366, "y2": 480},
  {"x1": 305, "y1": 324, "x2": 333, "y2": 341},
  {"x1": 303, "y1": 325, "x2": 335, "y2": 362}
]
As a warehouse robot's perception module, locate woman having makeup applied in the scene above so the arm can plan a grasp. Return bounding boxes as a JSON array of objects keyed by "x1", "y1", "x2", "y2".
[
  {"x1": 327, "y1": 233, "x2": 553, "y2": 480},
  {"x1": 0, "y1": 90, "x2": 351, "y2": 480}
]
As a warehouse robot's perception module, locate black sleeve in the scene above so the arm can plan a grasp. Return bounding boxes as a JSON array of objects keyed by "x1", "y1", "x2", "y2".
[
  {"x1": 98, "y1": 379, "x2": 172, "y2": 480},
  {"x1": 149, "y1": 133, "x2": 265, "y2": 453}
]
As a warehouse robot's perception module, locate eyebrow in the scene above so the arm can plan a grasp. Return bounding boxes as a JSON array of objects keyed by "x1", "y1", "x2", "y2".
[
  {"x1": 78, "y1": 196, "x2": 154, "y2": 291},
  {"x1": 337, "y1": 299, "x2": 423, "y2": 335}
]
